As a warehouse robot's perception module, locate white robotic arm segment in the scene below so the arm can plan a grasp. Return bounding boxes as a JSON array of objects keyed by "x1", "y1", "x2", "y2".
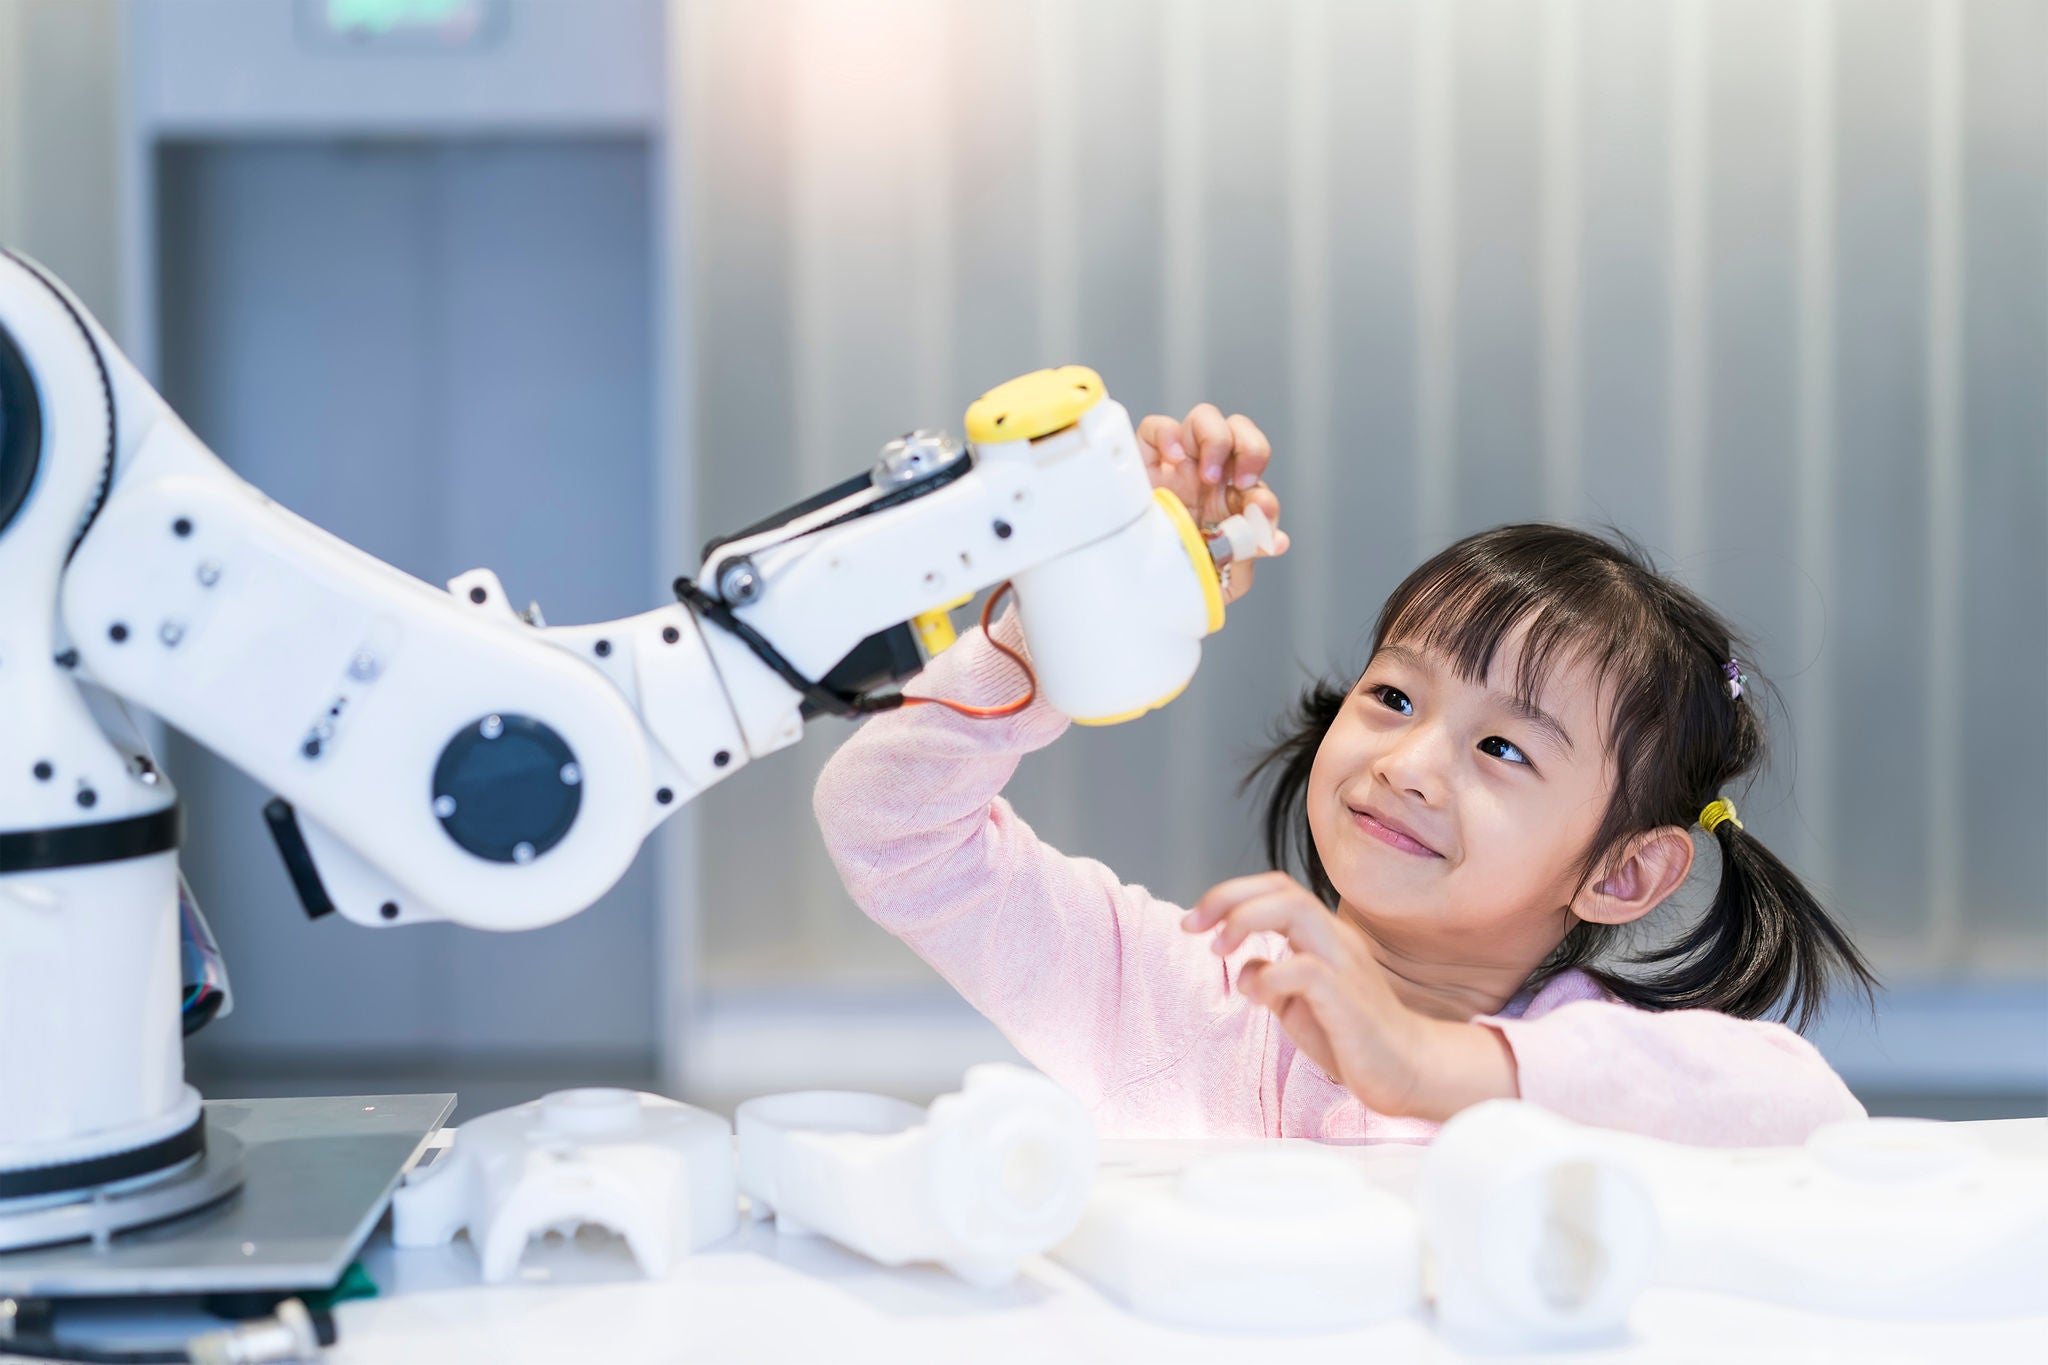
[
  {"x1": 692, "y1": 392, "x2": 1222, "y2": 737},
  {"x1": 61, "y1": 412, "x2": 657, "y2": 932}
]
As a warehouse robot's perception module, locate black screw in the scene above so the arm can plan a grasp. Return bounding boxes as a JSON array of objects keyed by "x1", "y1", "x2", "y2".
[
  {"x1": 469, "y1": 586, "x2": 487, "y2": 604},
  {"x1": 54, "y1": 649, "x2": 79, "y2": 669},
  {"x1": 173, "y1": 517, "x2": 193, "y2": 538},
  {"x1": 595, "y1": 639, "x2": 612, "y2": 658},
  {"x1": 662, "y1": 626, "x2": 680, "y2": 645},
  {"x1": 713, "y1": 750, "x2": 731, "y2": 768},
  {"x1": 379, "y1": 901, "x2": 400, "y2": 921},
  {"x1": 76, "y1": 788, "x2": 97, "y2": 809},
  {"x1": 993, "y1": 520, "x2": 1013, "y2": 540},
  {"x1": 303, "y1": 738, "x2": 322, "y2": 759},
  {"x1": 109, "y1": 623, "x2": 129, "y2": 643},
  {"x1": 655, "y1": 787, "x2": 674, "y2": 805},
  {"x1": 32, "y1": 761, "x2": 52, "y2": 781}
]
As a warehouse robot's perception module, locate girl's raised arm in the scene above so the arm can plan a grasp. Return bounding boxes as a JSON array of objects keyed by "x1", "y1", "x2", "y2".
[{"x1": 812, "y1": 611, "x2": 1260, "y2": 1121}]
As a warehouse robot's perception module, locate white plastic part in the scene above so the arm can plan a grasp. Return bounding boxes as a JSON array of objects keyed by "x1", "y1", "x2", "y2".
[
  {"x1": 1053, "y1": 1147, "x2": 1424, "y2": 1332},
  {"x1": 1009, "y1": 500, "x2": 1214, "y2": 722},
  {"x1": 1420, "y1": 1102, "x2": 1660, "y2": 1352},
  {"x1": 1624, "y1": 1114, "x2": 2048, "y2": 1320},
  {"x1": 1424, "y1": 1103, "x2": 2048, "y2": 1341},
  {"x1": 1210, "y1": 502, "x2": 1277, "y2": 564},
  {"x1": 735, "y1": 1064, "x2": 1097, "y2": 1288},
  {"x1": 391, "y1": 1089, "x2": 737, "y2": 1283}
]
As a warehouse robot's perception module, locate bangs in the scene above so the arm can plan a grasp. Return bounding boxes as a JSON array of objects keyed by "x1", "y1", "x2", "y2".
[{"x1": 1370, "y1": 526, "x2": 1658, "y2": 729}]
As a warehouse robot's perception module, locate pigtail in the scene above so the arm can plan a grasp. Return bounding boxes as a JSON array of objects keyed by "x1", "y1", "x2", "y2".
[
  {"x1": 1613, "y1": 819, "x2": 1878, "y2": 1029},
  {"x1": 1243, "y1": 681, "x2": 1347, "y2": 908}
]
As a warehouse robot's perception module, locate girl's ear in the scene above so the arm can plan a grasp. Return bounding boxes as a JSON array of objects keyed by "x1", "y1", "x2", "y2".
[{"x1": 1573, "y1": 826, "x2": 1696, "y2": 926}]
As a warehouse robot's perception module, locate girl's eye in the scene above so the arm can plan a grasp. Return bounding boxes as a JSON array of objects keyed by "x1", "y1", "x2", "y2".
[
  {"x1": 1479, "y1": 736, "x2": 1530, "y2": 766},
  {"x1": 1370, "y1": 685, "x2": 1414, "y2": 717}
]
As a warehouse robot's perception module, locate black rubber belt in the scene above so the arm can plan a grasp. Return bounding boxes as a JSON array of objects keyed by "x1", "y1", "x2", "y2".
[
  {"x1": 0, "y1": 1110, "x2": 206, "y2": 1201},
  {"x1": 0, "y1": 802, "x2": 183, "y2": 874}
]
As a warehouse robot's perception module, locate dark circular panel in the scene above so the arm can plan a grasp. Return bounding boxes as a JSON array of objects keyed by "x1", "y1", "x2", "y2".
[
  {"x1": 0, "y1": 323, "x2": 43, "y2": 543},
  {"x1": 431, "y1": 715, "x2": 583, "y2": 864}
]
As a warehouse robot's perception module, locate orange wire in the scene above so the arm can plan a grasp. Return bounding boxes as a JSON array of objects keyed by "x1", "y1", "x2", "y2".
[{"x1": 901, "y1": 581, "x2": 1037, "y2": 719}]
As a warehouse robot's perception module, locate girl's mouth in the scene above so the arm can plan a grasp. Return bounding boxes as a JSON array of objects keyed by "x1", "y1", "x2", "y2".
[{"x1": 1348, "y1": 806, "x2": 1444, "y2": 859}]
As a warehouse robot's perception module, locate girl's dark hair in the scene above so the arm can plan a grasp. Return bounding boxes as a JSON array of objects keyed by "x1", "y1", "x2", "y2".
[{"x1": 1250, "y1": 523, "x2": 1876, "y2": 1030}]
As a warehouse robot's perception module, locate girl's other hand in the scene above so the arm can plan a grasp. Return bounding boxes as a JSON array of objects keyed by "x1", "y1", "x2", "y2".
[
  {"x1": 1135, "y1": 404, "x2": 1291, "y2": 603},
  {"x1": 1181, "y1": 871, "x2": 1518, "y2": 1123}
]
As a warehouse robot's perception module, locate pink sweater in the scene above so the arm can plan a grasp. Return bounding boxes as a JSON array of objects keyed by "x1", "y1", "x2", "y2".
[{"x1": 813, "y1": 619, "x2": 1867, "y2": 1146}]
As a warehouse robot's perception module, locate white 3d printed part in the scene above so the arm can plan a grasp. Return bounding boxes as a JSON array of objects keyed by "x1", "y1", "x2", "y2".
[
  {"x1": 1610, "y1": 1113, "x2": 2048, "y2": 1320},
  {"x1": 390, "y1": 1089, "x2": 737, "y2": 1283},
  {"x1": 1052, "y1": 1147, "x2": 1424, "y2": 1332},
  {"x1": 1424, "y1": 1102, "x2": 2048, "y2": 1344},
  {"x1": 1420, "y1": 1101, "x2": 1660, "y2": 1352},
  {"x1": 735, "y1": 1064, "x2": 1096, "y2": 1288}
]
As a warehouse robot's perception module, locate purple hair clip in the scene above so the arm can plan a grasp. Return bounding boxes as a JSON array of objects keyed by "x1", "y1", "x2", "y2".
[{"x1": 1723, "y1": 657, "x2": 1749, "y2": 701}]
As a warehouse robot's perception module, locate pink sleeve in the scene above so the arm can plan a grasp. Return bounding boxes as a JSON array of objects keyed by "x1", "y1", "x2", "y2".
[
  {"x1": 812, "y1": 614, "x2": 1248, "y2": 1110},
  {"x1": 1482, "y1": 993, "x2": 1868, "y2": 1147}
]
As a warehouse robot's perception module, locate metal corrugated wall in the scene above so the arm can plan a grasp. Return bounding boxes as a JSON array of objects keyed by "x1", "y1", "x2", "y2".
[{"x1": 685, "y1": 0, "x2": 2048, "y2": 992}]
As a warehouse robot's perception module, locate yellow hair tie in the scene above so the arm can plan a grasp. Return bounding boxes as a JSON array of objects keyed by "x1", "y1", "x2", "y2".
[{"x1": 1699, "y1": 798, "x2": 1743, "y2": 834}]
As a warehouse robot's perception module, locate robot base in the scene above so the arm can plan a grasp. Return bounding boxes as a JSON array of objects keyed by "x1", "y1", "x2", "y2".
[
  {"x1": 0, "y1": 1121, "x2": 245, "y2": 1254},
  {"x1": 0, "y1": 1093, "x2": 451, "y2": 1299}
]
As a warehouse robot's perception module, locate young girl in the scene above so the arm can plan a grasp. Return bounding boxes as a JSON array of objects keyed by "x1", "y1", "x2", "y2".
[{"x1": 813, "y1": 407, "x2": 1877, "y2": 1145}]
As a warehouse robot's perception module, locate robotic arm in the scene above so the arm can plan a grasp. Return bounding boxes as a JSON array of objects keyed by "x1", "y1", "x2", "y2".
[{"x1": 0, "y1": 250, "x2": 1259, "y2": 1189}]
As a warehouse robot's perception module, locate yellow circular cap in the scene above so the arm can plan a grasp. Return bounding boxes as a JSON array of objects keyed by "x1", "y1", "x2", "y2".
[{"x1": 965, "y1": 366, "x2": 1106, "y2": 445}]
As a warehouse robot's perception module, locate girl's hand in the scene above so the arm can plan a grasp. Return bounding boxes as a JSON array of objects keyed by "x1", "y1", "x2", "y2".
[
  {"x1": 1135, "y1": 404, "x2": 1291, "y2": 603},
  {"x1": 1181, "y1": 871, "x2": 1519, "y2": 1122}
]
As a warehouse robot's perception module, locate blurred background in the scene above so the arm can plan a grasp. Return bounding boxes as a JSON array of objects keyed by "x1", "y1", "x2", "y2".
[{"x1": 1, "y1": 0, "x2": 2041, "y2": 1122}]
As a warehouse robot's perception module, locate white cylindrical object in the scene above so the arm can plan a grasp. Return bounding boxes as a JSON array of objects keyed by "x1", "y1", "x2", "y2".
[
  {"x1": 1053, "y1": 1147, "x2": 1424, "y2": 1332},
  {"x1": 0, "y1": 854, "x2": 192, "y2": 1167},
  {"x1": 735, "y1": 1064, "x2": 1097, "y2": 1287},
  {"x1": 1209, "y1": 503, "x2": 1277, "y2": 564},
  {"x1": 1421, "y1": 1101, "x2": 1660, "y2": 1352},
  {"x1": 1011, "y1": 501, "x2": 1213, "y2": 724}
]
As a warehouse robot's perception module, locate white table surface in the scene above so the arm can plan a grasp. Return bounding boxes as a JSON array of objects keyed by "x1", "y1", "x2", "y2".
[{"x1": 329, "y1": 1119, "x2": 2048, "y2": 1365}]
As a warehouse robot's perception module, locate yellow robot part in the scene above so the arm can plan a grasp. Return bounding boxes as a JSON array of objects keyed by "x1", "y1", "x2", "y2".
[{"x1": 965, "y1": 366, "x2": 1106, "y2": 445}]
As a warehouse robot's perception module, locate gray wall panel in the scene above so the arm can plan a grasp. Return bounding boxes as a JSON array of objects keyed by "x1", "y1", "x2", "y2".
[
  {"x1": 155, "y1": 139, "x2": 661, "y2": 1061},
  {"x1": 1960, "y1": 0, "x2": 2048, "y2": 944}
]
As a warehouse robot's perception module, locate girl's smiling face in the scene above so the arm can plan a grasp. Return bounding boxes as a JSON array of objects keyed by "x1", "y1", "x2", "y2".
[{"x1": 1305, "y1": 630, "x2": 1618, "y2": 956}]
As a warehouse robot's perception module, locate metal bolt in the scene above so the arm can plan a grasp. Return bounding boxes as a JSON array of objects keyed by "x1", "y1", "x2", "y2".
[
  {"x1": 160, "y1": 621, "x2": 185, "y2": 647},
  {"x1": 717, "y1": 557, "x2": 763, "y2": 606},
  {"x1": 512, "y1": 842, "x2": 536, "y2": 865},
  {"x1": 434, "y1": 795, "x2": 457, "y2": 819},
  {"x1": 349, "y1": 652, "x2": 380, "y2": 682},
  {"x1": 480, "y1": 715, "x2": 503, "y2": 740},
  {"x1": 560, "y1": 762, "x2": 582, "y2": 786},
  {"x1": 196, "y1": 561, "x2": 221, "y2": 588}
]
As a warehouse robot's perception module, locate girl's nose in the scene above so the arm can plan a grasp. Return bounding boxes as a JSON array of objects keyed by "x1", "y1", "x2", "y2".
[{"x1": 1374, "y1": 721, "x2": 1451, "y2": 805}]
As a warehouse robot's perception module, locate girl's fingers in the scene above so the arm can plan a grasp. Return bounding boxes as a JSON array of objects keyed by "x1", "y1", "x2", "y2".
[
  {"x1": 1181, "y1": 404, "x2": 1233, "y2": 485},
  {"x1": 1182, "y1": 871, "x2": 1296, "y2": 930},
  {"x1": 1205, "y1": 888, "x2": 1342, "y2": 960},
  {"x1": 1135, "y1": 414, "x2": 1184, "y2": 469},
  {"x1": 1237, "y1": 954, "x2": 1329, "y2": 1009},
  {"x1": 1223, "y1": 413, "x2": 1271, "y2": 489}
]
